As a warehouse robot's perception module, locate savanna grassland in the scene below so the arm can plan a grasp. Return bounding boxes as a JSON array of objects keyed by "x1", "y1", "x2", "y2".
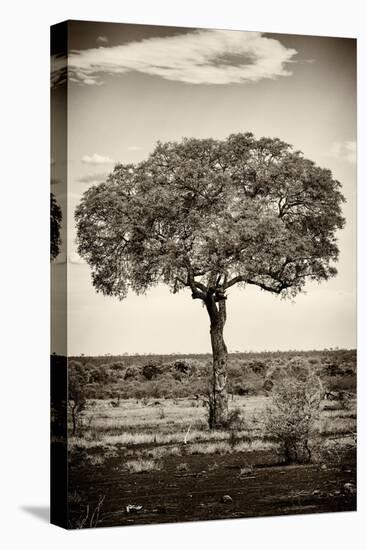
[{"x1": 56, "y1": 350, "x2": 356, "y2": 528}]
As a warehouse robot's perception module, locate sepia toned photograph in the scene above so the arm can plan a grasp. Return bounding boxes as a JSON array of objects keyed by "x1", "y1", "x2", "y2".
[{"x1": 51, "y1": 20, "x2": 357, "y2": 529}]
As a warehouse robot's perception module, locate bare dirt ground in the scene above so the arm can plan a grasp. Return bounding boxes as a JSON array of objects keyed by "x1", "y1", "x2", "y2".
[{"x1": 69, "y1": 447, "x2": 356, "y2": 527}]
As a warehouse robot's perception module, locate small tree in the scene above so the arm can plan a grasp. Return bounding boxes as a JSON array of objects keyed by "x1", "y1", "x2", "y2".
[
  {"x1": 264, "y1": 372, "x2": 323, "y2": 463},
  {"x1": 75, "y1": 133, "x2": 344, "y2": 428},
  {"x1": 68, "y1": 361, "x2": 88, "y2": 435}
]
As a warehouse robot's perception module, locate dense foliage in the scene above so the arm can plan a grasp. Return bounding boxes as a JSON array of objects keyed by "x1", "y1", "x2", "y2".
[
  {"x1": 75, "y1": 133, "x2": 345, "y2": 302},
  {"x1": 65, "y1": 350, "x2": 356, "y2": 401},
  {"x1": 51, "y1": 192, "x2": 62, "y2": 261}
]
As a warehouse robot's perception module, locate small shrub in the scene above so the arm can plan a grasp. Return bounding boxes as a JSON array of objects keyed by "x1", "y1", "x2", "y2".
[
  {"x1": 233, "y1": 384, "x2": 256, "y2": 396},
  {"x1": 263, "y1": 379, "x2": 274, "y2": 393},
  {"x1": 174, "y1": 360, "x2": 191, "y2": 375},
  {"x1": 312, "y1": 437, "x2": 356, "y2": 466},
  {"x1": 176, "y1": 462, "x2": 189, "y2": 472},
  {"x1": 142, "y1": 364, "x2": 161, "y2": 380},
  {"x1": 239, "y1": 463, "x2": 254, "y2": 477},
  {"x1": 87, "y1": 454, "x2": 104, "y2": 466},
  {"x1": 224, "y1": 407, "x2": 246, "y2": 431},
  {"x1": 264, "y1": 374, "x2": 323, "y2": 464},
  {"x1": 125, "y1": 459, "x2": 161, "y2": 473}
]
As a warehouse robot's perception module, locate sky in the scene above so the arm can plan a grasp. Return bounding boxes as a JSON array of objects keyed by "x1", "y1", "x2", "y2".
[{"x1": 51, "y1": 21, "x2": 356, "y2": 356}]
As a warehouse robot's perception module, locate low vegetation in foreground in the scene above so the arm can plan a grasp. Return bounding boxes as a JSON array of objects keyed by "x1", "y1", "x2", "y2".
[{"x1": 53, "y1": 349, "x2": 356, "y2": 528}]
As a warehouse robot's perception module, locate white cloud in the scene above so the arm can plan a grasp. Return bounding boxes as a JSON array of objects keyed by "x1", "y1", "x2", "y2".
[
  {"x1": 77, "y1": 172, "x2": 108, "y2": 185},
  {"x1": 51, "y1": 54, "x2": 67, "y2": 88},
  {"x1": 81, "y1": 153, "x2": 114, "y2": 165},
  {"x1": 68, "y1": 30, "x2": 297, "y2": 86},
  {"x1": 127, "y1": 145, "x2": 143, "y2": 151},
  {"x1": 76, "y1": 172, "x2": 108, "y2": 186},
  {"x1": 330, "y1": 141, "x2": 356, "y2": 164},
  {"x1": 97, "y1": 35, "x2": 109, "y2": 44}
]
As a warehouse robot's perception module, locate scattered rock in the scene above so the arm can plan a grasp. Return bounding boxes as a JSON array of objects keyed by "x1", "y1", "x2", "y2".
[
  {"x1": 239, "y1": 466, "x2": 253, "y2": 476},
  {"x1": 221, "y1": 495, "x2": 233, "y2": 504},
  {"x1": 321, "y1": 464, "x2": 327, "y2": 470},
  {"x1": 312, "y1": 489, "x2": 321, "y2": 496},
  {"x1": 343, "y1": 483, "x2": 356, "y2": 496},
  {"x1": 126, "y1": 504, "x2": 143, "y2": 514}
]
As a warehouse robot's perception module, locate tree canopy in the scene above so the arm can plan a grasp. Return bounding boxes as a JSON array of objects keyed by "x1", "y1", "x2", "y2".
[
  {"x1": 51, "y1": 192, "x2": 62, "y2": 261},
  {"x1": 75, "y1": 133, "x2": 345, "y2": 304}
]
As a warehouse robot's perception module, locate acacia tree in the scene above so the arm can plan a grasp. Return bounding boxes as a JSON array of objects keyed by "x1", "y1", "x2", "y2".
[{"x1": 75, "y1": 133, "x2": 345, "y2": 428}]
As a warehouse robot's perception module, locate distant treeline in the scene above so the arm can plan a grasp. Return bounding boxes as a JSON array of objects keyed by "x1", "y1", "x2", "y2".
[
  {"x1": 55, "y1": 349, "x2": 356, "y2": 401},
  {"x1": 68, "y1": 349, "x2": 356, "y2": 366}
]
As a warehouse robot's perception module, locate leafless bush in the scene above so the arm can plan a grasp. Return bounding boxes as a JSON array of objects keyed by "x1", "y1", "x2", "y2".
[
  {"x1": 312, "y1": 436, "x2": 356, "y2": 466},
  {"x1": 69, "y1": 495, "x2": 105, "y2": 529},
  {"x1": 264, "y1": 373, "x2": 323, "y2": 463}
]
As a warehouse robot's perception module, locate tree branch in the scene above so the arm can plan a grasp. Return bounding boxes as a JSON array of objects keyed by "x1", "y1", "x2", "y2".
[
  {"x1": 224, "y1": 274, "x2": 289, "y2": 294},
  {"x1": 224, "y1": 275, "x2": 245, "y2": 290},
  {"x1": 246, "y1": 279, "x2": 289, "y2": 294},
  {"x1": 184, "y1": 263, "x2": 208, "y2": 301}
]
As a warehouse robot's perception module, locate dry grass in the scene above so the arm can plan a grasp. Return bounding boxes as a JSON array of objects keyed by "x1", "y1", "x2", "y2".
[
  {"x1": 124, "y1": 459, "x2": 161, "y2": 473},
  {"x1": 68, "y1": 395, "x2": 356, "y2": 468},
  {"x1": 86, "y1": 454, "x2": 105, "y2": 466}
]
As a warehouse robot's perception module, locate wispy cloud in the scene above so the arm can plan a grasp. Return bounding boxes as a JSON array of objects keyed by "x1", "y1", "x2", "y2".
[
  {"x1": 81, "y1": 153, "x2": 114, "y2": 165},
  {"x1": 68, "y1": 30, "x2": 297, "y2": 86},
  {"x1": 97, "y1": 35, "x2": 109, "y2": 44},
  {"x1": 51, "y1": 54, "x2": 67, "y2": 88},
  {"x1": 127, "y1": 145, "x2": 143, "y2": 151},
  {"x1": 77, "y1": 172, "x2": 108, "y2": 185},
  {"x1": 330, "y1": 141, "x2": 356, "y2": 164}
]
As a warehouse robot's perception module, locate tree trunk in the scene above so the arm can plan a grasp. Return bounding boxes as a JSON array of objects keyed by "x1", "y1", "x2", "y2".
[
  {"x1": 71, "y1": 405, "x2": 77, "y2": 436},
  {"x1": 206, "y1": 293, "x2": 228, "y2": 429}
]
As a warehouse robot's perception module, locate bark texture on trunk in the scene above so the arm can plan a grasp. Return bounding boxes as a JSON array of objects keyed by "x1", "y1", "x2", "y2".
[{"x1": 206, "y1": 292, "x2": 228, "y2": 429}]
